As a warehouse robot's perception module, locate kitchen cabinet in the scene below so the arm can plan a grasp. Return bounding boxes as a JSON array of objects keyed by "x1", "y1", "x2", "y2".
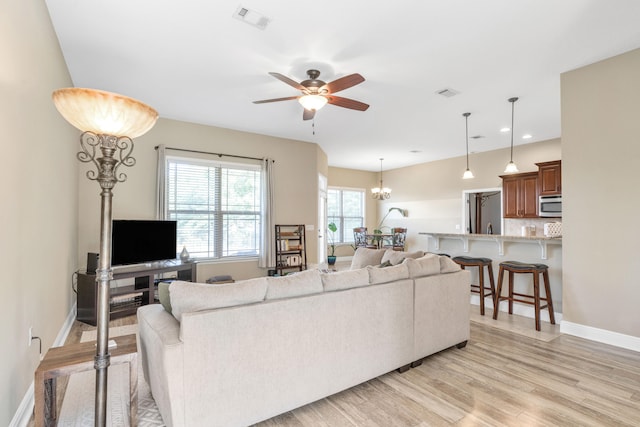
[
  {"x1": 501, "y1": 172, "x2": 538, "y2": 218},
  {"x1": 537, "y1": 160, "x2": 562, "y2": 195}
]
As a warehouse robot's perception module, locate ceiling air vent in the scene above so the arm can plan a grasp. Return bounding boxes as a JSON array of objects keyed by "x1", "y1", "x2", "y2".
[
  {"x1": 435, "y1": 88, "x2": 459, "y2": 98},
  {"x1": 233, "y1": 5, "x2": 271, "y2": 30}
]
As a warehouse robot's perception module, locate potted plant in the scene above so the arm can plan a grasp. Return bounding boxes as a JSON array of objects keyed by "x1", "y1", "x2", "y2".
[{"x1": 327, "y1": 222, "x2": 338, "y2": 266}]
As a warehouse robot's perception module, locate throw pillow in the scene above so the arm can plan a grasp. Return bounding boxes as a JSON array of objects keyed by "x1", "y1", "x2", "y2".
[
  {"x1": 169, "y1": 278, "x2": 268, "y2": 322},
  {"x1": 378, "y1": 260, "x2": 393, "y2": 268},
  {"x1": 266, "y1": 269, "x2": 323, "y2": 300},
  {"x1": 367, "y1": 262, "x2": 410, "y2": 285},
  {"x1": 157, "y1": 281, "x2": 172, "y2": 314},
  {"x1": 381, "y1": 249, "x2": 424, "y2": 266},
  {"x1": 440, "y1": 255, "x2": 462, "y2": 273},
  {"x1": 350, "y1": 247, "x2": 386, "y2": 270},
  {"x1": 405, "y1": 253, "x2": 440, "y2": 278},
  {"x1": 321, "y1": 268, "x2": 370, "y2": 292}
]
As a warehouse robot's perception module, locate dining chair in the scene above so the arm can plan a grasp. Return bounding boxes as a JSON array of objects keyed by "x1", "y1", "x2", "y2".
[
  {"x1": 353, "y1": 227, "x2": 369, "y2": 248},
  {"x1": 390, "y1": 227, "x2": 407, "y2": 251}
]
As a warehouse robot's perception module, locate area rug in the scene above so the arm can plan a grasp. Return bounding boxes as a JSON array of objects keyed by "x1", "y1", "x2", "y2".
[{"x1": 57, "y1": 325, "x2": 165, "y2": 426}]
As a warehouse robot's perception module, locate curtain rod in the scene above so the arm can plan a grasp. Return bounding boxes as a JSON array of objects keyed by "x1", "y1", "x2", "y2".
[{"x1": 154, "y1": 146, "x2": 274, "y2": 162}]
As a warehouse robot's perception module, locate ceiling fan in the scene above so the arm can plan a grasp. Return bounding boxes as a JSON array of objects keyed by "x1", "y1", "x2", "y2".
[{"x1": 253, "y1": 69, "x2": 369, "y2": 120}]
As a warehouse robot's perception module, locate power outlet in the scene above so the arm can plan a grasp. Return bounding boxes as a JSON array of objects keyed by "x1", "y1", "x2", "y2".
[{"x1": 29, "y1": 326, "x2": 33, "y2": 347}]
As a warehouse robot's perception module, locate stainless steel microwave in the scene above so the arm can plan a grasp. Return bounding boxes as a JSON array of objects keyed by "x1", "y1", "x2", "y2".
[{"x1": 539, "y1": 195, "x2": 562, "y2": 217}]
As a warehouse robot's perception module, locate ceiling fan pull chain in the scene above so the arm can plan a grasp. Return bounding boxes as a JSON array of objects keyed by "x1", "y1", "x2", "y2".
[{"x1": 312, "y1": 117, "x2": 315, "y2": 135}]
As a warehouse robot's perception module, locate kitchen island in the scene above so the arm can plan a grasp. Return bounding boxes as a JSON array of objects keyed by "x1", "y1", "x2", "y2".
[{"x1": 418, "y1": 232, "x2": 563, "y2": 320}]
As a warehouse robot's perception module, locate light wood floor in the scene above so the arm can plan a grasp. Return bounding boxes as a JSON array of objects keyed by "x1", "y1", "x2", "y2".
[{"x1": 31, "y1": 310, "x2": 640, "y2": 426}]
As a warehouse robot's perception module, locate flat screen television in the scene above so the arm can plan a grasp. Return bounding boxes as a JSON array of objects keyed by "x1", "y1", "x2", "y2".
[{"x1": 111, "y1": 220, "x2": 177, "y2": 266}]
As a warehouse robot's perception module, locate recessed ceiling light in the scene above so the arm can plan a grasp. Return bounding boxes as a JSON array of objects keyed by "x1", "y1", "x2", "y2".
[
  {"x1": 409, "y1": 150, "x2": 422, "y2": 154},
  {"x1": 500, "y1": 127, "x2": 510, "y2": 133},
  {"x1": 470, "y1": 135, "x2": 484, "y2": 139},
  {"x1": 522, "y1": 134, "x2": 532, "y2": 139},
  {"x1": 233, "y1": 5, "x2": 271, "y2": 30}
]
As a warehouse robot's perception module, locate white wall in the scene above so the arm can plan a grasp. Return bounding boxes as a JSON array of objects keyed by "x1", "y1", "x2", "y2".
[
  {"x1": 1, "y1": 1, "x2": 78, "y2": 423},
  {"x1": 561, "y1": 48, "x2": 640, "y2": 339}
]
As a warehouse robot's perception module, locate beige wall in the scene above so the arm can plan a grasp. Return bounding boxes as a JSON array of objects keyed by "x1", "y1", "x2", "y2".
[
  {"x1": 78, "y1": 118, "x2": 326, "y2": 281},
  {"x1": 561, "y1": 48, "x2": 640, "y2": 338},
  {"x1": 1, "y1": 1, "x2": 78, "y2": 423}
]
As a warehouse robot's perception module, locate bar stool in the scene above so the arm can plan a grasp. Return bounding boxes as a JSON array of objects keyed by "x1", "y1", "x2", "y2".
[
  {"x1": 452, "y1": 256, "x2": 496, "y2": 316},
  {"x1": 493, "y1": 261, "x2": 555, "y2": 331}
]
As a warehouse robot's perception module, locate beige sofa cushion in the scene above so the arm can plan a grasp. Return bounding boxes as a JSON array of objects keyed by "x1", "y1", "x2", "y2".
[
  {"x1": 321, "y1": 268, "x2": 370, "y2": 292},
  {"x1": 266, "y1": 269, "x2": 323, "y2": 300},
  {"x1": 381, "y1": 249, "x2": 425, "y2": 266},
  {"x1": 405, "y1": 253, "x2": 441, "y2": 278},
  {"x1": 169, "y1": 278, "x2": 268, "y2": 321},
  {"x1": 350, "y1": 247, "x2": 386, "y2": 269},
  {"x1": 440, "y1": 255, "x2": 462, "y2": 273},
  {"x1": 367, "y1": 262, "x2": 410, "y2": 284}
]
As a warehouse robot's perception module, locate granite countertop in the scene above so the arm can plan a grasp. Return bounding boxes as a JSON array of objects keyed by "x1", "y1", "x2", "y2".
[{"x1": 419, "y1": 232, "x2": 562, "y2": 241}]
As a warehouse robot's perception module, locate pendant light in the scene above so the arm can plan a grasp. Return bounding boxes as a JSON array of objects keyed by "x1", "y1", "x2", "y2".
[
  {"x1": 504, "y1": 97, "x2": 519, "y2": 173},
  {"x1": 462, "y1": 112, "x2": 474, "y2": 179},
  {"x1": 371, "y1": 158, "x2": 391, "y2": 199}
]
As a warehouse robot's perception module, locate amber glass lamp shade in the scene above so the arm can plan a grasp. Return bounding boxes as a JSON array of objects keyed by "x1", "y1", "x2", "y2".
[{"x1": 52, "y1": 88, "x2": 158, "y2": 138}]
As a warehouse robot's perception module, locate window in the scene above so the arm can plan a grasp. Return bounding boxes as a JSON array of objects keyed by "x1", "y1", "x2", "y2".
[
  {"x1": 327, "y1": 188, "x2": 365, "y2": 243},
  {"x1": 166, "y1": 156, "x2": 261, "y2": 259}
]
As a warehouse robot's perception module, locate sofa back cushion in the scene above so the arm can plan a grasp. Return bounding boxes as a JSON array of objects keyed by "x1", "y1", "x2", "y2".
[
  {"x1": 405, "y1": 253, "x2": 441, "y2": 278},
  {"x1": 266, "y1": 269, "x2": 323, "y2": 300},
  {"x1": 321, "y1": 268, "x2": 370, "y2": 292},
  {"x1": 367, "y1": 262, "x2": 410, "y2": 284},
  {"x1": 381, "y1": 249, "x2": 425, "y2": 266},
  {"x1": 350, "y1": 247, "x2": 386, "y2": 270},
  {"x1": 169, "y1": 278, "x2": 268, "y2": 321}
]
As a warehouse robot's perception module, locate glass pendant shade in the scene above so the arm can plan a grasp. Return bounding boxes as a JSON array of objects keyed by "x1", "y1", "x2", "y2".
[
  {"x1": 504, "y1": 160, "x2": 519, "y2": 173},
  {"x1": 463, "y1": 168, "x2": 475, "y2": 179},
  {"x1": 298, "y1": 94, "x2": 328, "y2": 111},
  {"x1": 52, "y1": 88, "x2": 159, "y2": 138}
]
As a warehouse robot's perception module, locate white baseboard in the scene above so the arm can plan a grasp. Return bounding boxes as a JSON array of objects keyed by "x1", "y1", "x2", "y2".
[
  {"x1": 10, "y1": 305, "x2": 77, "y2": 427},
  {"x1": 560, "y1": 321, "x2": 640, "y2": 353},
  {"x1": 471, "y1": 295, "x2": 640, "y2": 352}
]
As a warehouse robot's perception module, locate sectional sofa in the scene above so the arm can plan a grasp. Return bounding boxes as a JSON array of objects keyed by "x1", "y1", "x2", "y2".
[{"x1": 137, "y1": 249, "x2": 471, "y2": 426}]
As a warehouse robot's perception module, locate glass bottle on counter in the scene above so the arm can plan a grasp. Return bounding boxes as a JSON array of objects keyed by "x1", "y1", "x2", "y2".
[{"x1": 487, "y1": 222, "x2": 493, "y2": 234}]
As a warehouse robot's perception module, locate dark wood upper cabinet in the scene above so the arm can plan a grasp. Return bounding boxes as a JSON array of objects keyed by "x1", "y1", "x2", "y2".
[
  {"x1": 500, "y1": 172, "x2": 539, "y2": 218},
  {"x1": 537, "y1": 160, "x2": 562, "y2": 196}
]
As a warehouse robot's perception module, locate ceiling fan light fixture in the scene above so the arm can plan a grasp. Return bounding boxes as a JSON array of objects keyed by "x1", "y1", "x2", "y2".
[{"x1": 298, "y1": 94, "x2": 328, "y2": 111}]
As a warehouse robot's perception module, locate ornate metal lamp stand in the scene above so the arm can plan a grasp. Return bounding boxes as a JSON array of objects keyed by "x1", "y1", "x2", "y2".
[{"x1": 53, "y1": 88, "x2": 157, "y2": 427}]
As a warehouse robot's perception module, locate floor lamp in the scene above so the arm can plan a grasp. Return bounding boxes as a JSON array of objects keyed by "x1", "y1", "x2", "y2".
[{"x1": 52, "y1": 88, "x2": 158, "y2": 427}]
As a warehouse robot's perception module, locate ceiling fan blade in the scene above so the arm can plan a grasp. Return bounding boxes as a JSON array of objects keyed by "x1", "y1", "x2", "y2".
[
  {"x1": 324, "y1": 73, "x2": 365, "y2": 94},
  {"x1": 268, "y1": 72, "x2": 306, "y2": 91},
  {"x1": 253, "y1": 96, "x2": 300, "y2": 104},
  {"x1": 327, "y1": 95, "x2": 370, "y2": 111},
  {"x1": 303, "y1": 108, "x2": 316, "y2": 121}
]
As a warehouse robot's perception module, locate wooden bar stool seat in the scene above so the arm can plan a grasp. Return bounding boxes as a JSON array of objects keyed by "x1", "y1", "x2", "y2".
[
  {"x1": 493, "y1": 261, "x2": 555, "y2": 331},
  {"x1": 452, "y1": 256, "x2": 496, "y2": 315}
]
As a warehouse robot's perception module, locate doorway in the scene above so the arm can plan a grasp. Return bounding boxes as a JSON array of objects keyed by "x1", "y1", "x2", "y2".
[{"x1": 462, "y1": 188, "x2": 502, "y2": 235}]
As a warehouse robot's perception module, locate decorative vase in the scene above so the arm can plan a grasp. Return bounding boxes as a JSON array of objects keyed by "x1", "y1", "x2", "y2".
[
  {"x1": 180, "y1": 246, "x2": 189, "y2": 262},
  {"x1": 327, "y1": 255, "x2": 337, "y2": 266}
]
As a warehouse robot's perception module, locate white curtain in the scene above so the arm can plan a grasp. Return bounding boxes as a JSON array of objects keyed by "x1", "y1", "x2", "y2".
[
  {"x1": 155, "y1": 144, "x2": 167, "y2": 220},
  {"x1": 259, "y1": 158, "x2": 275, "y2": 268}
]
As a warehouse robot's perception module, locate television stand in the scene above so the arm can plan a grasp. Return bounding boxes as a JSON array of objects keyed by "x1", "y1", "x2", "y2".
[{"x1": 76, "y1": 260, "x2": 196, "y2": 325}]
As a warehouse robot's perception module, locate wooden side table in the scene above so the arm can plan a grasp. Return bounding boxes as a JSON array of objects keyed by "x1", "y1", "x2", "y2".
[{"x1": 34, "y1": 334, "x2": 138, "y2": 427}]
